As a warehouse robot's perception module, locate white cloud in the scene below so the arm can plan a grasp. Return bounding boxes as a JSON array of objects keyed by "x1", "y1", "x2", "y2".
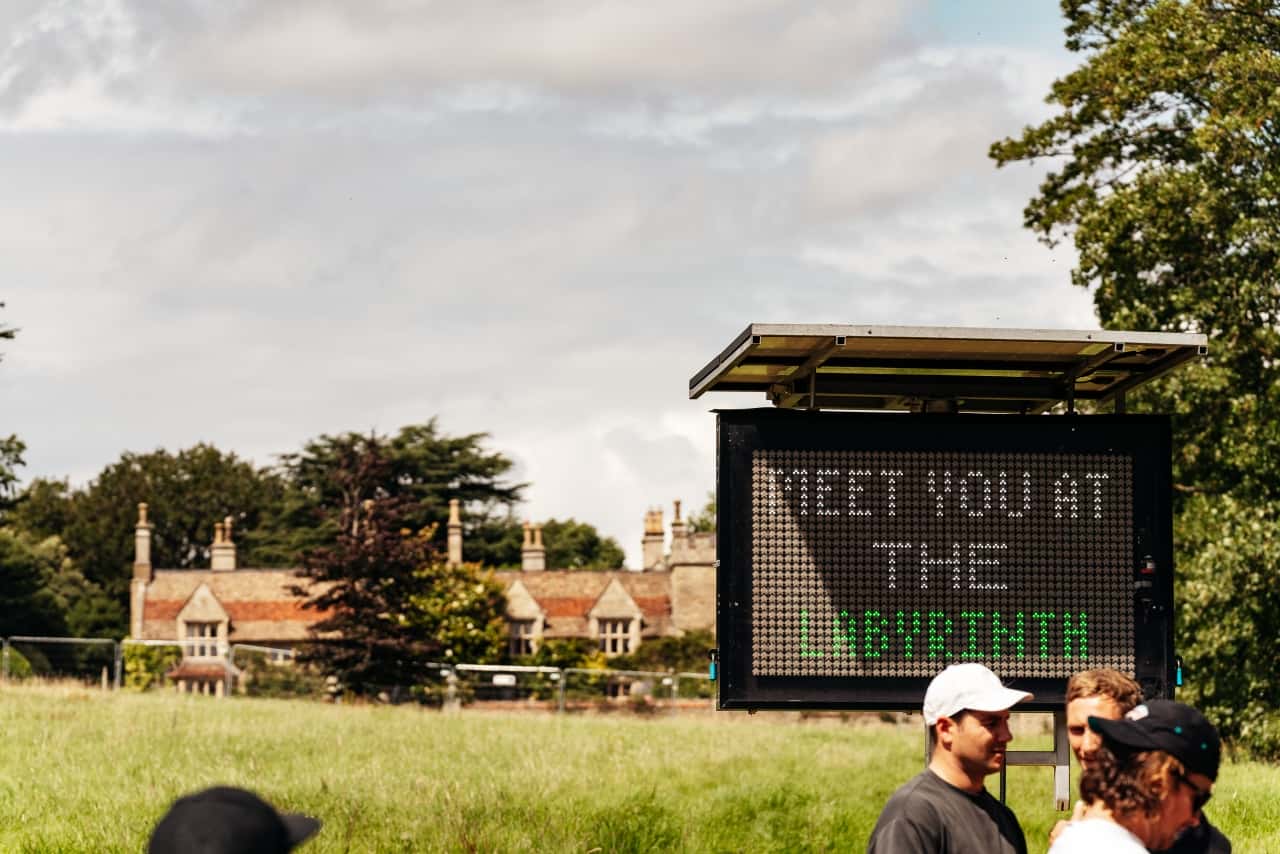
[{"x1": 0, "y1": 2, "x2": 1099, "y2": 568}]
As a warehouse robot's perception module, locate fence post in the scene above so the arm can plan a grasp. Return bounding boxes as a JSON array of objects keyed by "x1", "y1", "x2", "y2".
[
  {"x1": 557, "y1": 668, "x2": 566, "y2": 713},
  {"x1": 672, "y1": 673, "x2": 680, "y2": 705},
  {"x1": 113, "y1": 641, "x2": 122, "y2": 691},
  {"x1": 2, "y1": 639, "x2": 8, "y2": 682}
]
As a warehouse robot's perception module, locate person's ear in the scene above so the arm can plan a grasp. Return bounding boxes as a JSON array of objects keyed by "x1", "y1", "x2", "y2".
[{"x1": 935, "y1": 716, "x2": 957, "y2": 749}]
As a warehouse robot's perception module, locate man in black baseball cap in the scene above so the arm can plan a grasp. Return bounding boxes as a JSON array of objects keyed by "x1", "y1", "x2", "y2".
[
  {"x1": 148, "y1": 786, "x2": 321, "y2": 854},
  {"x1": 1049, "y1": 700, "x2": 1224, "y2": 854}
]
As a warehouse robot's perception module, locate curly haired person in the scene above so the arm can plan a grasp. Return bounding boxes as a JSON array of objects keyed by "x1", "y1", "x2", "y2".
[{"x1": 1049, "y1": 700, "x2": 1221, "y2": 854}]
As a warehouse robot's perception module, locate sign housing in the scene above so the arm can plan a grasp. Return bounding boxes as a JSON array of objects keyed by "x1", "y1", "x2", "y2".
[{"x1": 716, "y1": 409, "x2": 1174, "y2": 711}]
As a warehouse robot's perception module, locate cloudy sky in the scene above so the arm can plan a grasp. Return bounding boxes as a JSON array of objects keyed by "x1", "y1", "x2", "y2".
[{"x1": 1, "y1": 0, "x2": 1097, "y2": 568}]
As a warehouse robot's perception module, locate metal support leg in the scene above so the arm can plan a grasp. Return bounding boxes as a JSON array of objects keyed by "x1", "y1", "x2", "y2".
[
  {"x1": 997, "y1": 710, "x2": 1074, "y2": 810},
  {"x1": 1053, "y1": 709, "x2": 1071, "y2": 811}
]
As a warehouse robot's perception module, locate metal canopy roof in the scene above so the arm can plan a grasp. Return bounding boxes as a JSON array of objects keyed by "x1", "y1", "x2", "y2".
[{"x1": 690, "y1": 324, "x2": 1207, "y2": 413}]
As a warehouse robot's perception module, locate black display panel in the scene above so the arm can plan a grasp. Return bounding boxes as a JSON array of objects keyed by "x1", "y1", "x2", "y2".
[{"x1": 716, "y1": 410, "x2": 1174, "y2": 711}]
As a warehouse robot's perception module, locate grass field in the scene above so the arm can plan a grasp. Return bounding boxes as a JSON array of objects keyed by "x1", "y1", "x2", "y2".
[{"x1": 0, "y1": 683, "x2": 1277, "y2": 853}]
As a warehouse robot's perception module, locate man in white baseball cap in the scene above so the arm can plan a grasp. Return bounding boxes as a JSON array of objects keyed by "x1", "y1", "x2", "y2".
[{"x1": 868, "y1": 663, "x2": 1033, "y2": 854}]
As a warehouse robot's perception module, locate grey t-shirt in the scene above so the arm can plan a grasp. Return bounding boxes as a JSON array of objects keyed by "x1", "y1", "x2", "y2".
[{"x1": 867, "y1": 770, "x2": 1028, "y2": 854}]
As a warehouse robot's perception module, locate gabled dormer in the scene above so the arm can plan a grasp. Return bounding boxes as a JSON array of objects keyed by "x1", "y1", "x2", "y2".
[
  {"x1": 588, "y1": 578, "x2": 643, "y2": 655},
  {"x1": 176, "y1": 583, "x2": 230, "y2": 659},
  {"x1": 504, "y1": 579, "x2": 546, "y2": 656}
]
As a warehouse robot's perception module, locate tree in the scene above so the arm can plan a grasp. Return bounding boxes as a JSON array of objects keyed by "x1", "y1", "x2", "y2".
[
  {"x1": 990, "y1": 0, "x2": 1280, "y2": 755},
  {"x1": 292, "y1": 440, "x2": 506, "y2": 691},
  {"x1": 11, "y1": 445, "x2": 285, "y2": 621},
  {"x1": 256, "y1": 421, "x2": 527, "y2": 566},
  {"x1": 0, "y1": 528, "x2": 76, "y2": 638},
  {"x1": 446, "y1": 516, "x2": 626, "y2": 570},
  {"x1": 687, "y1": 492, "x2": 716, "y2": 533},
  {"x1": 0, "y1": 527, "x2": 119, "y2": 640},
  {"x1": 0, "y1": 435, "x2": 25, "y2": 516},
  {"x1": 541, "y1": 518, "x2": 626, "y2": 570},
  {"x1": 1175, "y1": 494, "x2": 1280, "y2": 758}
]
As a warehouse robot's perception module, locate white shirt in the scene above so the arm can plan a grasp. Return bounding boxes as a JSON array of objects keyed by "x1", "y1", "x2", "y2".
[{"x1": 1049, "y1": 817, "x2": 1146, "y2": 854}]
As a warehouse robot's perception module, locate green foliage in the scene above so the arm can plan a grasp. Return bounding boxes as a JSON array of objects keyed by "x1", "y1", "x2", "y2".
[
  {"x1": 12, "y1": 445, "x2": 285, "y2": 614},
  {"x1": 2, "y1": 646, "x2": 32, "y2": 679},
  {"x1": 122, "y1": 644, "x2": 180, "y2": 691},
  {"x1": 610, "y1": 631, "x2": 716, "y2": 699},
  {"x1": 991, "y1": 0, "x2": 1280, "y2": 756},
  {"x1": 238, "y1": 651, "x2": 325, "y2": 700},
  {"x1": 991, "y1": 0, "x2": 1280, "y2": 503},
  {"x1": 1176, "y1": 494, "x2": 1280, "y2": 759},
  {"x1": 256, "y1": 421, "x2": 526, "y2": 568},
  {"x1": 0, "y1": 527, "x2": 90, "y2": 638},
  {"x1": 406, "y1": 565, "x2": 507, "y2": 664},
  {"x1": 541, "y1": 517, "x2": 626, "y2": 569},
  {"x1": 0, "y1": 434, "x2": 25, "y2": 513},
  {"x1": 293, "y1": 437, "x2": 508, "y2": 690},
  {"x1": 518, "y1": 638, "x2": 603, "y2": 670},
  {"x1": 611, "y1": 630, "x2": 715, "y2": 674},
  {"x1": 454, "y1": 516, "x2": 628, "y2": 570},
  {"x1": 688, "y1": 491, "x2": 716, "y2": 533}
]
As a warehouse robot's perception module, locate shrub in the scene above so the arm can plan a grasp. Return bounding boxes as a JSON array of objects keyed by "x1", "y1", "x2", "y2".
[
  {"x1": 122, "y1": 644, "x2": 180, "y2": 692},
  {"x1": 1177, "y1": 494, "x2": 1280, "y2": 759},
  {"x1": 238, "y1": 651, "x2": 325, "y2": 700}
]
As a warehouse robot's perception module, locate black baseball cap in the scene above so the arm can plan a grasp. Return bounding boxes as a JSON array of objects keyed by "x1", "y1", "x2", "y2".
[
  {"x1": 1089, "y1": 699, "x2": 1221, "y2": 780},
  {"x1": 148, "y1": 786, "x2": 321, "y2": 854}
]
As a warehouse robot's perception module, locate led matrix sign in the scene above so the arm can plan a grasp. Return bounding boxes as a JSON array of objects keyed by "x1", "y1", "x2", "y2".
[{"x1": 716, "y1": 411, "x2": 1174, "y2": 710}]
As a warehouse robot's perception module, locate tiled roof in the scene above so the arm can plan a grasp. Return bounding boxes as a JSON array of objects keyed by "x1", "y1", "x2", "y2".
[
  {"x1": 493, "y1": 570, "x2": 673, "y2": 631},
  {"x1": 141, "y1": 568, "x2": 329, "y2": 643}
]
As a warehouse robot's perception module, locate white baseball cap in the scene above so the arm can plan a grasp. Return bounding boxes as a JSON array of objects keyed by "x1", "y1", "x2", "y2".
[{"x1": 923, "y1": 663, "x2": 1033, "y2": 725}]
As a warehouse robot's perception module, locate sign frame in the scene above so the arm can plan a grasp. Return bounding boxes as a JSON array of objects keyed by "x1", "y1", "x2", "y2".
[{"x1": 716, "y1": 408, "x2": 1175, "y2": 712}]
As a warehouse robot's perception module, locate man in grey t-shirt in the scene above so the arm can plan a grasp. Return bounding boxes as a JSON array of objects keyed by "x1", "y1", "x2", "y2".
[{"x1": 867, "y1": 663, "x2": 1032, "y2": 854}]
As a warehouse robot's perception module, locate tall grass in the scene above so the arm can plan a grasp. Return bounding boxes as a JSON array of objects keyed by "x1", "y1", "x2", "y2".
[{"x1": 0, "y1": 683, "x2": 1275, "y2": 852}]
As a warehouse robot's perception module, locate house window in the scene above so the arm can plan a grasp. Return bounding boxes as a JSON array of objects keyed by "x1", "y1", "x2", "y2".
[
  {"x1": 598, "y1": 619, "x2": 631, "y2": 655},
  {"x1": 508, "y1": 620, "x2": 536, "y2": 657},
  {"x1": 184, "y1": 622, "x2": 220, "y2": 658}
]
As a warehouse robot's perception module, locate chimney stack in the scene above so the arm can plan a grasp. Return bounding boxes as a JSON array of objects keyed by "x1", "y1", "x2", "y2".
[
  {"x1": 522, "y1": 521, "x2": 546, "y2": 571},
  {"x1": 670, "y1": 499, "x2": 688, "y2": 542},
  {"x1": 211, "y1": 515, "x2": 237, "y2": 571},
  {"x1": 130, "y1": 502, "x2": 154, "y2": 639},
  {"x1": 133, "y1": 502, "x2": 153, "y2": 583},
  {"x1": 447, "y1": 499, "x2": 463, "y2": 568},
  {"x1": 641, "y1": 507, "x2": 665, "y2": 570}
]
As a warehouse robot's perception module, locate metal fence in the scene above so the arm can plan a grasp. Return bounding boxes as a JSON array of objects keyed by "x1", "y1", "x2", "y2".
[
  {"x1": 0, "y1": 635, "x2": 715, "y2": 712},
  {"x1": 2, "y1": 636, "x2": 120, "y2": 687}
]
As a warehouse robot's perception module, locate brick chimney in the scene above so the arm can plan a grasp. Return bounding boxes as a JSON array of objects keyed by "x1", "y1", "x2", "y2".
[
  {"x1": 447, "y1": 498, "x2": 463, "y2": 568},
  {"x1": 210, "y1": 516, "x2": 237, "y2": 571},
  {"x1": 641, "y1": 507, "x2": 665, "y2": 570},
  {"x1": 522, "y1": 521, "x2": 546, "y2": 571}
]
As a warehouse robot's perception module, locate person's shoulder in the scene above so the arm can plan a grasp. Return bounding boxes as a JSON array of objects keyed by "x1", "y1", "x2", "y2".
[
  {"x1": 885, "y1": 772, "x2": 947, "y2": 808},
  {"x1": 1049, "y1": 818, "x2": 1145, "y2": 854},
  {"x1": 1200, "y1": 815, "x2": 1232, "y2": 854},
  {"x1": 1164, "y1": 815, "x2": 1231, "y2": 854},
  {"x1": 869, "y1": 775, "x2": 944, "y2": 854},
  {"x1": 875, "y1": 772, "x2": 948, "y2": 826}
]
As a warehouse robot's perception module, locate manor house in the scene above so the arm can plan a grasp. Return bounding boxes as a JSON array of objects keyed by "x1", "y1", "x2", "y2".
[{"x1": 127, "y1": 500, "x2": 716, "y2": 694}]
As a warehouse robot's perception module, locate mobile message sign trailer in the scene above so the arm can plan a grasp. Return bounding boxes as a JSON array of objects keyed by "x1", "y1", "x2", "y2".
[{"x1": 689, "y1": 324, "x2": 1206, "y2": 806}]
